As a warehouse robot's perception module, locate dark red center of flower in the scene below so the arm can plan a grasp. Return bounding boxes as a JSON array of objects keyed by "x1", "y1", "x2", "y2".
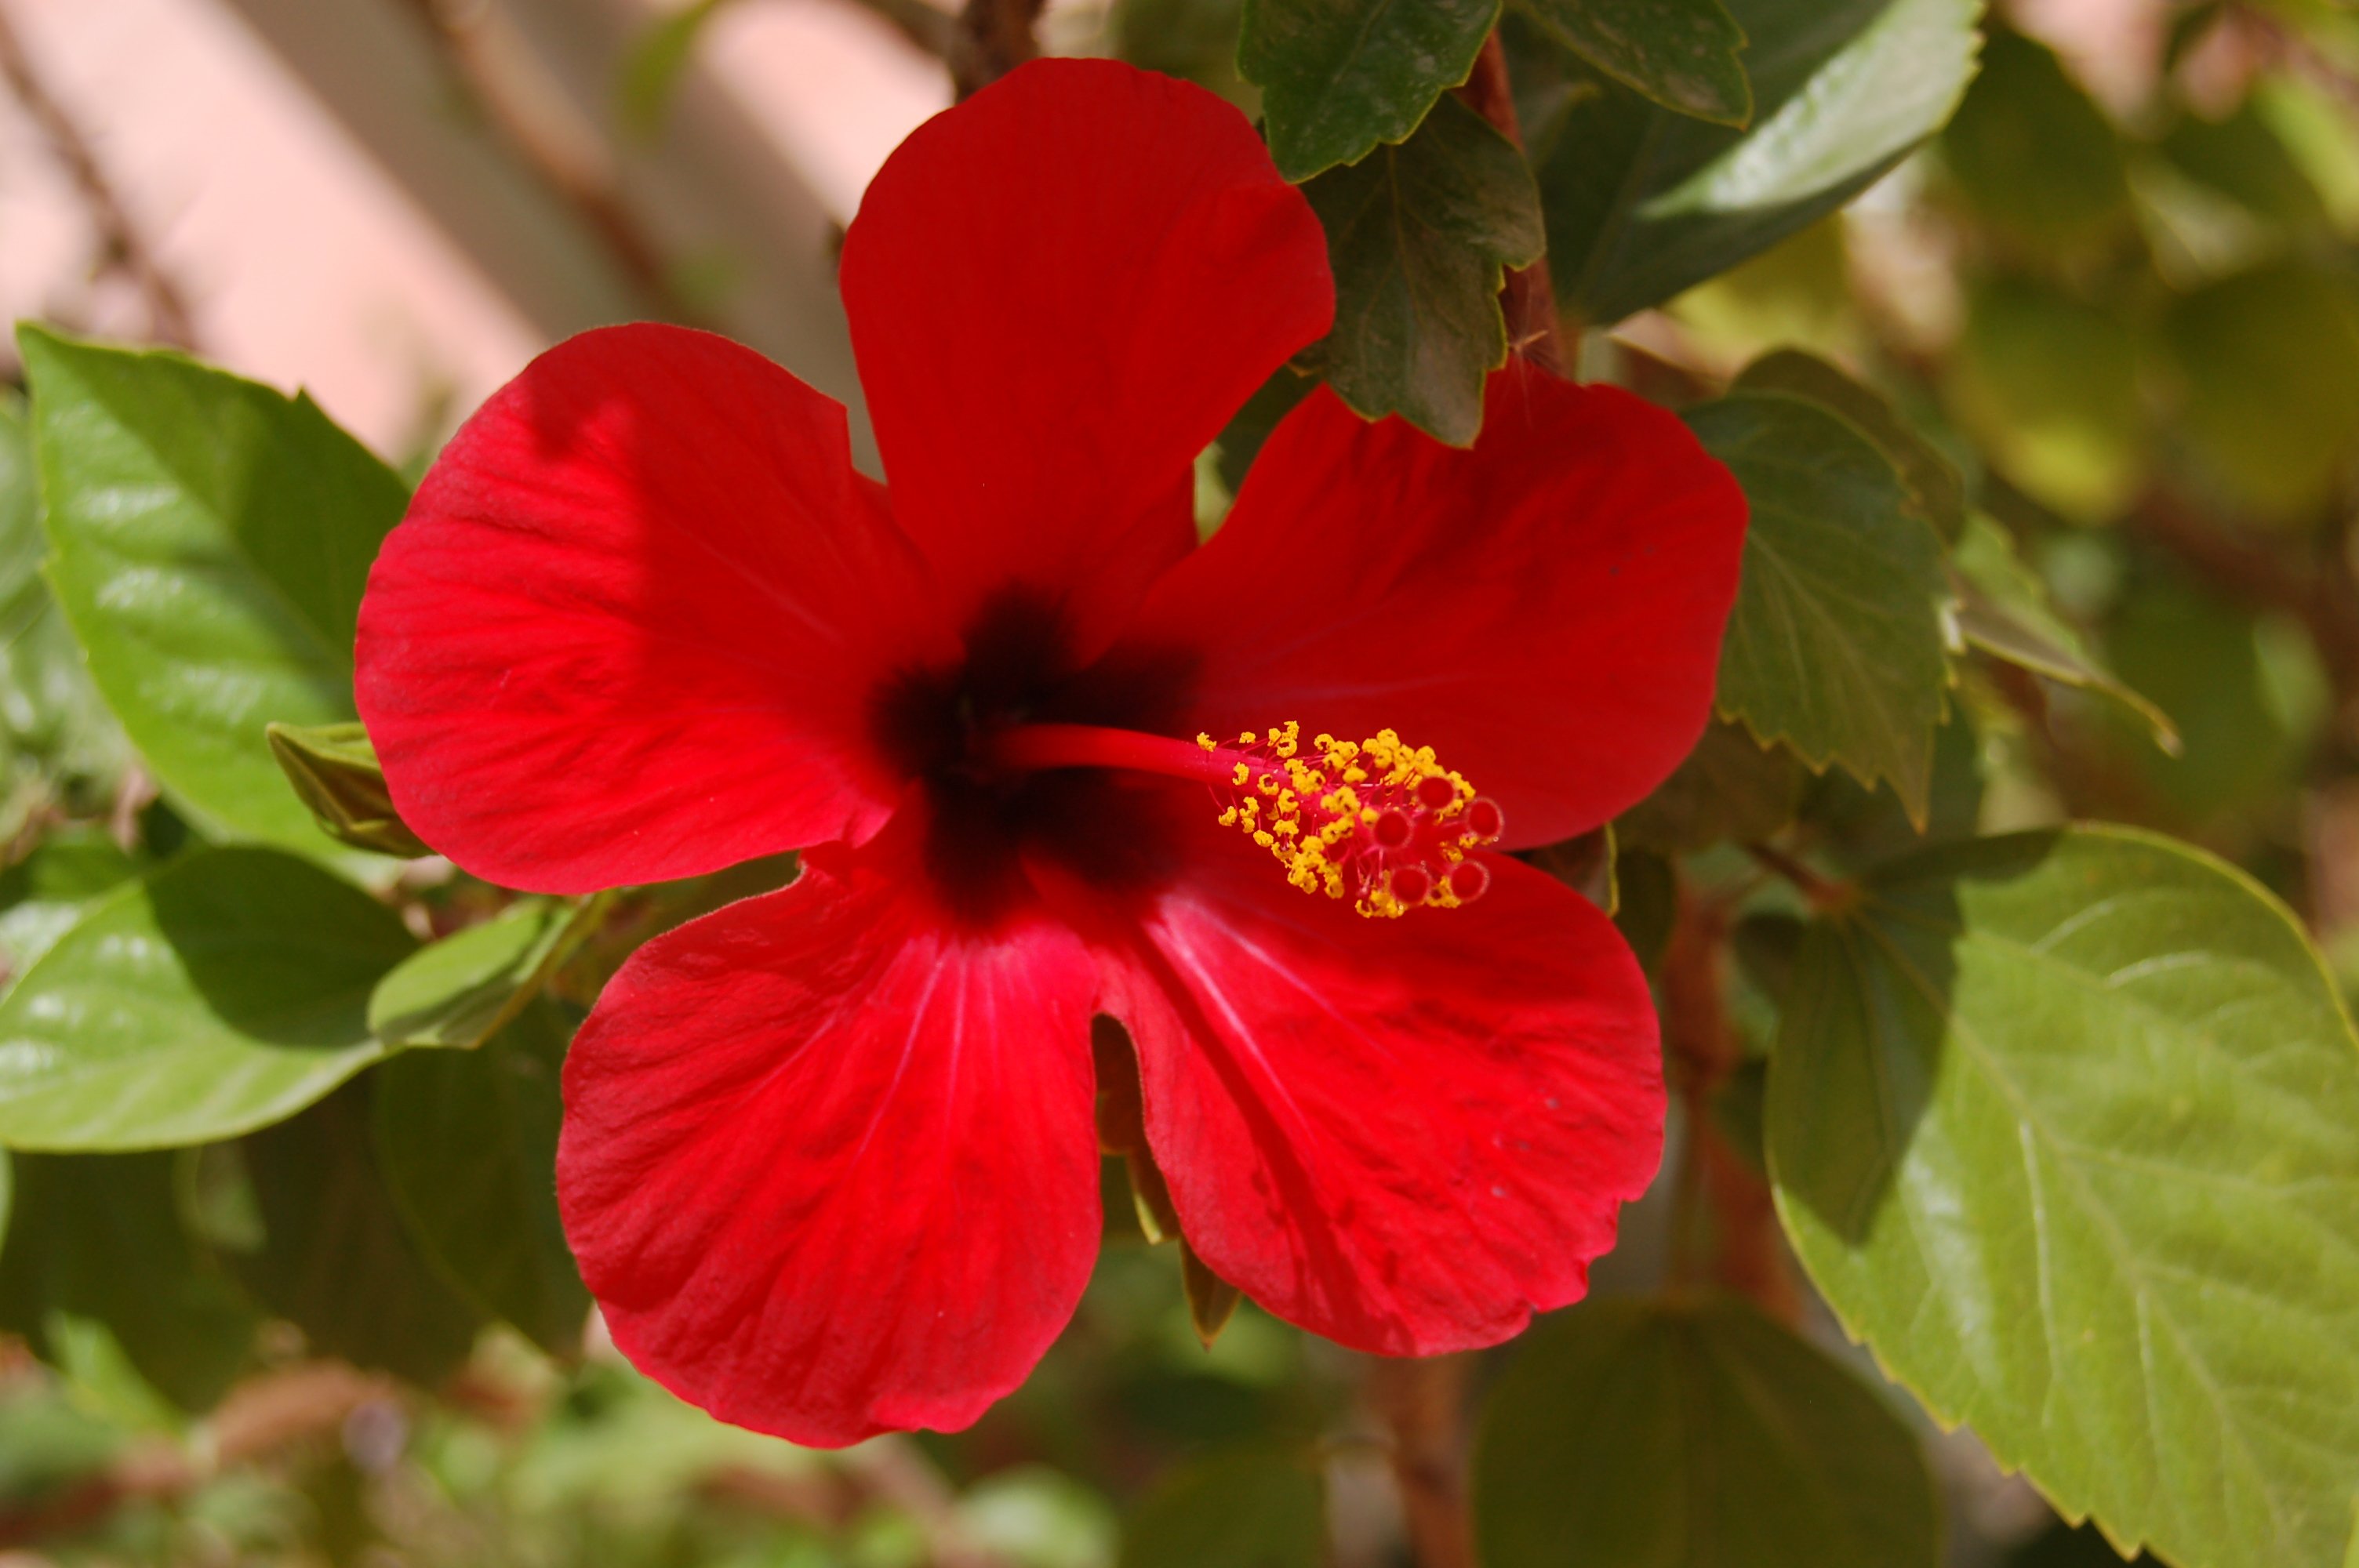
[{"x1": 868, "y1": 592, "x2": 1501, "y2": 923}]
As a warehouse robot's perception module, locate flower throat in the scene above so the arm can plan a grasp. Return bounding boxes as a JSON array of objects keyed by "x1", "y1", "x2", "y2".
[{"x1": 987, "y1": 720, "x2": 1504, "y2": 918}]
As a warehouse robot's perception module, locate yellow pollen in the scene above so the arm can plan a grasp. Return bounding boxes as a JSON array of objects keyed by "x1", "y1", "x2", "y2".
[{"x1": 1202, "y1": 724, "x2": 1501, "y2": 918}]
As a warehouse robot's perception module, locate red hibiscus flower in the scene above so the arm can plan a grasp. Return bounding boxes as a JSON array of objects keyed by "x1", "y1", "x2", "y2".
[{"x1": 355, "y1": 58, "x2": 1747, "y2": 1446}]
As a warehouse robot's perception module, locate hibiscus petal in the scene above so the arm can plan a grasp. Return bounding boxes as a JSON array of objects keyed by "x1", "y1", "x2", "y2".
[
  {"x1": 1121, "y1": 367, "x2": 1749, "y2": 848},
  {"x1": 358, "y1": 324, "x2": 954, "y2": 894},
  {"x1": 558, "y1": 843, "x2": 1101, "y2": 1446},
  {"x1": 840, "y1": 59, "x2": 1334, "y2": 657},
  {"x1": 1094, "y1": 822, "x2": 1663, "y2": 1356}
]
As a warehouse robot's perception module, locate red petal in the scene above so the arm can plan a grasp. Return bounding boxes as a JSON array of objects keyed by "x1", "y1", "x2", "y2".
[
  {"x1": 358, "y1": 324, "x2": 954, "y2": 894},
  {"x1": 841, "y1": 59, "x2": 1333, "y2": 657},
  {"x1": 1094, "y1": 822, "x2": 1664, "y2": 1355},
  {"x1": 558, "y1": 841, "x2": 1101, "y2": 1446},
  {"x1": 1121, "y1": 367, "x2": 1748, "y2": 848}
]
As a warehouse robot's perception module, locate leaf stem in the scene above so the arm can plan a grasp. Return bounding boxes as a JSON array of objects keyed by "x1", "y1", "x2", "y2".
[{"x1": 1455, "y1": 32, "x2": 1565, "y2": 375}]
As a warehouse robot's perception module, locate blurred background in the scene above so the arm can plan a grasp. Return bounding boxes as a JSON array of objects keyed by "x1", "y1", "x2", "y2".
[{"x1": 0, "y1": 0, "x2": 2355, "y2": 1563}]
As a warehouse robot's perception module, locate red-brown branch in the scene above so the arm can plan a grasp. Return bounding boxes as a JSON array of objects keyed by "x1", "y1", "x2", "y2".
[
  {"x1": 950, "y1": 0, "x2": 1045, "y2": 100},
  {"x1": 1456, "y1": 32, "x2": 1564, "y2": 376}
]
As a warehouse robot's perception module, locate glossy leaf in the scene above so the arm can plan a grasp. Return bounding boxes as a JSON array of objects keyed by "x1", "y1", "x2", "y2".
[
  {"x1": 1948, "y1": 514, "x2": 2178, "y2": 750},
  {"x1": 1530, "y1": 0, "x2": 1980, "y2": 325},
  {"x1": 1238, "y1": 0, "x2": 1499, "y2": 180},
  {"x1": 1301, "y1": 94, "x2": 1545, "y2": 444},
  {"x1": 1770, "y1": 827, "x2": 2359, "y2": 1568},
  {"x1": 267, "y1": 720, "x2": 429, "y2": 858},
  {"x1": 230, "y1": 1087, "x2": 483, "y2": 1385},
  {"x1": 369, "y1": 897, "x2": 586, "y2": 1050},
  {"x1": 374, "y1": 1000, "x2": 588, "y2": 1358},
  {"x1": 0, "y1": 847, "x2": 416, "y2": 1149},
  {"x1": 1515, "y1": 0, "x2": 1750, "y2": 125},
  {"x1": 1686, "y1": 391, "x2": 1953, "y2": 824},
  {"x1": 18, "y1": 326, "x2": 408, "y2": 857},
  {"x1": 1473, "y1": 1297, "x2": 1939, "y2": 1568},
  {"x1": 0, "y1": 1152, "x2": 257, "y2": 1413},
  {"x1": 1120, "y1": 1443, "x2": 1326, "y2": 1568}
]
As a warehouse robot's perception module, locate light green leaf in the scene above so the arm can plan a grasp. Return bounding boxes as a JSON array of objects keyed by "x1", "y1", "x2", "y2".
[
  {"x1": 18, "y1": 325, "x2": 408, "y2": 858},
  {"x1": 1238, "y1": 0, "x2": 1500, "y2": 180},
  {"x1": 230, "y1": 1086, "x2": 483, "y2": 1385},
  {"x1": 373, "y1": 1001, "x2": 587, "y2": 1359},
  {"x1": 1946, "y1": 278, "x2": 2143, "y2": 522},
  {"x1": 1121, "y1": 1443, "x2": 1326, "y2": 1568},
  {"x1": 0, "y1": 1151, "x2": 257, "y2": 1413},
  {"x1": 369, "y1": 896, "x2": 593, "y2": 1050},
  {"x1": 1948, "y1": 514, "x2": 2178, "y2": 751},
  {"x1": 1531, "y1": 0, "x2": 1981, "y2": 326},
  {"x1": 1473, "y1": 1297, "x2": 1939, "y2": 1568},
  {"x1": 1301, "y1": 94, "x2": 1546, "y2": 445},
  {"x1": 1514, "y1": 0, "x2": 1750, "y2": 125},
  {"x1": 267, "y1": 720, "x2": 428, "y2": 859},
  {"x1": 1686, "y1": 391, "x2": 1953, "y2": 824},
  {"x1": 0, "y1": 846, "x2": 416, "y2": 1150},
  {"x1": 1770, "y1": 826, "x2": 2359, "y2": 1568},
  {"x1": 0, "y1": 827, "x2": 144, "y2": 984}
]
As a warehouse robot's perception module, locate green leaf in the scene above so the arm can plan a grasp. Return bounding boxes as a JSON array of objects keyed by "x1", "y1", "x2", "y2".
[
  {"x1": 1685, "y1": 391, "x2": 1953, "y2": 825},
  {"x1": 1301, "y1": 94, "x2": 1545, "y2": 445},
  {"x1": 369, "y1": 896, "x2": 594, "y2": 1050},
  {"x1": 2164, "y1": 260, "x2": 2359, "y2": 523},
  {"x1": 1114, "y1": 0, "x2": 1258, "y2": 114},
  {"x1": 0, "y1": 846, "x2": 416, "y2": 1149},
  {"x1": 0, "y1": 827, "x2": 144, "y2": 984},
  {"x1": 1238, "y1": 0, "x2": 1499, "y2": 180},
  {"x1": 1529, "y1": 0, "x2": 1981, "y2": 326},
  {"x1": 373, "y1": 1000, "x2": 587, "y2": 1359},
  {"x1": 1617, "y1": 718, "x2": 1808, "y2": 853},
  {"x1": 229, "y1": 1085, "x2": 483, "y2": 1385},
  {"x1": 1120, "y1": 1443, "x2": 1326, "y2": 1568},
  {"x1": 1941, "y1": 30, "x2": 2131, "y2": 255},
  {"x1": 1949, "y1": 514, "x2": 2179, "y2": 751},
  {"x1": 1514, "y1": 0, "x2": 1750, "y2": 125},
  {"x1": 0, "y1": 1152, "x2": 257, "y2": 1412},
  {"x1": 1473, "y1": 1297, "x2": 1939, "y2": 1568},
  {"x1": 1769, "y1": 826, "x2": 2359, "y2": 1568},
  {"x1": 1946, "y1": 278, "x2": 2143, "y2": 522},
  {"x1": 617, "y1": 0, "x2": 736, "y2": 140},
  {"x1": 267, "y1": 720, "x2": 428, "y2": 859},
  {"x1": 18, "y1": 325, "x2": 408, "y2": 858},
  {"x1": 1735, "y1": 348, "x2": 1966, "y2": 541}
]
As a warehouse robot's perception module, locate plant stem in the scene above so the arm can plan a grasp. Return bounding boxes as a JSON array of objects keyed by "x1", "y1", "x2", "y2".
[
  {"x1": 1455, "y1": 32, "x2": 1565, "y2": 375},
  {"x1": 950, "y1": 0, "x2": 1045, "y2": 100},
  {"x1": 1365, "y1": 1354, "x2": 1478, "y2": 1568}
]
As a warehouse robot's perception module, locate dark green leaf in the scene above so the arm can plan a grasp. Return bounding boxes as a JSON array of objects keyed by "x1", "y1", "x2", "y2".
[
  {"x1": 0, "y1": 847, "x2": 416, "y2": 1149},
  {"x1": 1514, "y1": 0, "x2": 1750, "y2": 125},
  {"x1": 1735, "y1": 348, "x2": 1966, "y2": 540},
  {"x1": 1238, "y1": 0, "x2": 1499, "y2": 180},
  {"x1": 0, "y1": 1152, "x2": 256, "y2": 1413},
  {"x1": 1685, "y1": 391, "x2": 1953, "y2": 823},
  {"x1": 1121, "y1": 1443, "x2": 1326, "y2": 1568},
  {"x1": 231, "y1": 1086, "x2": 483, "y2": 1385},
  {"x1": 1770, "y1": 826, "x2": 2359, "y2": 1568},
  {"x1": 18, "y1": 326, "x2": 408, "y2": 858},
  {"x1": 2161, "y1": 101, "x2": 2329, "y2": 233},
  {"x1": 369, "y1": 897, "x2": 588, "y2": 1050},
  {"x1": 266, "y1": 720, "x2": 428, "y2": 858},
  {"x1": 1616, "y1": 717, "x2": 1808, "y2": 853},
  {"x1": 1530, "y1": 0, "x2": 1980, "y2": 326},
  {"x1": 1301, "y1": 94, "x2": 1545, "y2": 444},
  {"x1": 373, "y1": 1000, "x2": 587, "y2": 1359},
  {"x1": 1472, "y1": 1296, "x2": 1939, "y2": 1568},
  {"x1": 1941, "y1": 31, "x2": 2131, "y2": 254},
  {"x1": 1950, "y1": 514, "x2": 2178, "y2": 750}
]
